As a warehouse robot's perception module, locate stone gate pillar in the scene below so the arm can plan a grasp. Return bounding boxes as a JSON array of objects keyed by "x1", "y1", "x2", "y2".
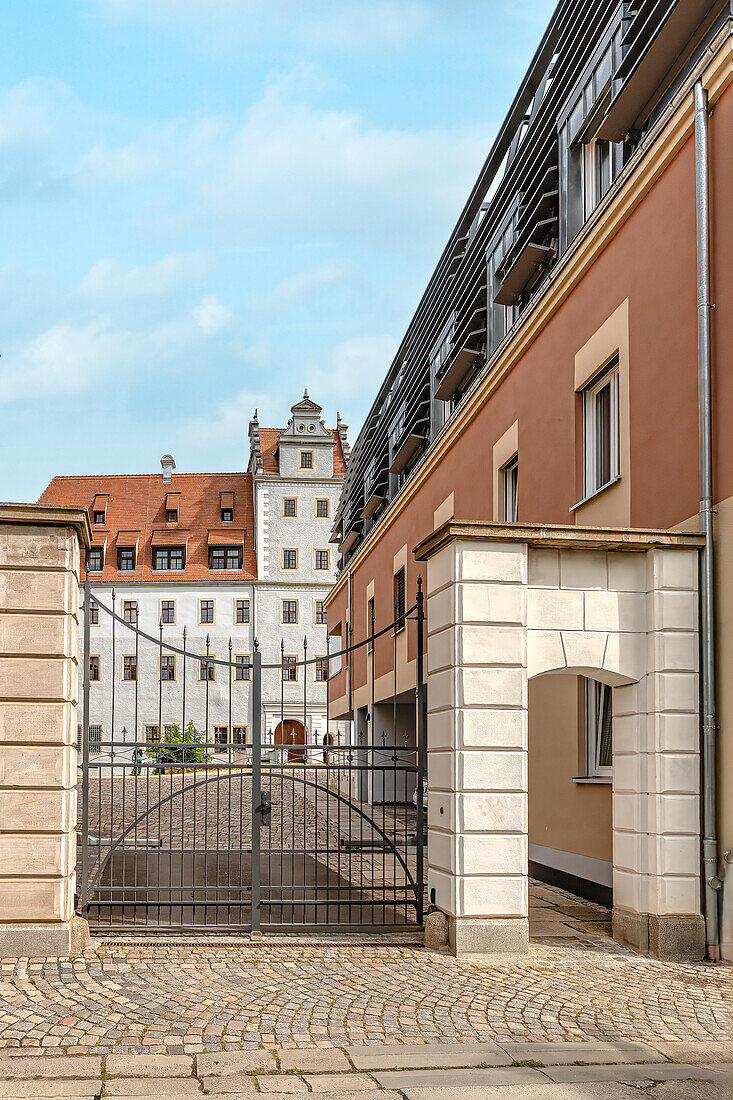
[
  {"x1": 423, "y1": 535, "x2": 528, "y2": 955},
  {"x1": 417, "y1": 521, "x2": 705, "y2": 961},
  {"x1": 0, "y1": 504, "x2": 91, "y2": 956}
]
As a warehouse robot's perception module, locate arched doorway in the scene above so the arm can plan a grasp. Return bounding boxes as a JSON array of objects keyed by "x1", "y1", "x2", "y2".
[{"x1": 275, "y1": 719, "x2": 306, "y2": 762}]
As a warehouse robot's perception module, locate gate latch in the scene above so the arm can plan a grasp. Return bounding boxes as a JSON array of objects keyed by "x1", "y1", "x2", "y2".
[{"x1": 256, "y1": 791, "x2": 272, "y2": 824}]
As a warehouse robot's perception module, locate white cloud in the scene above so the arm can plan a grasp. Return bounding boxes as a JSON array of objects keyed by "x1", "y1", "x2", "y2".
[
  {"x1": 77, "y1": 253, "x2": 207, "y2": 301},
  {"x1": 305, "y1": 333, "x2": 397, "y2": 424},
  {"x1": 0, "y1": 320, "x2": 120, "y2": 403},
  {"x1": 193, "y1": 294, "x2": 231, "y2": 335},
  {"x1": 200, "y1": 71, "x2": 489, "y2": 246}
]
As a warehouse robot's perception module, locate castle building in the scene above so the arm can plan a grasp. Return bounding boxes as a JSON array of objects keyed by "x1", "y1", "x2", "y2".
[{"x1": 38, "y1": 393, "x2": 348, "y2": 758}]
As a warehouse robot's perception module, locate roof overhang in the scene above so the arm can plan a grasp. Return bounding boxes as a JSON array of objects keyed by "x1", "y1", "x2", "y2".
[
  {"x1": 208, "y1": 529, "x2": 245, "y2": 547},
  {"x1": 151, "y1": 528, "x2": 189, "y2": 547}
]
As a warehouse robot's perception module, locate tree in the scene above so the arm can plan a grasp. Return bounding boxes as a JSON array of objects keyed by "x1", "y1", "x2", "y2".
[{"x1": 147, "y1": 721, "x2": 207, "y2": 770}]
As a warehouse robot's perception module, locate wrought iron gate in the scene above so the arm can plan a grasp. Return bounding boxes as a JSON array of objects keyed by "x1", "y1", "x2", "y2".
[{"x1": 77, "y1": 571, "x2": 426, "y2": 933}]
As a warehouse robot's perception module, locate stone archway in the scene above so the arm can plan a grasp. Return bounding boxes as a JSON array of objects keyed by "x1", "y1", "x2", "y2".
[
  {"x1": 275, "y1": 719, "x2": 306, "y2": 762},
  {"x1": 417, "y1": 521, "x2": 705, "y2": 961}
]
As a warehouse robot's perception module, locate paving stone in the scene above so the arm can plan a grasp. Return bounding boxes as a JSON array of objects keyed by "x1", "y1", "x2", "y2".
[
  {"x1": 654, "y1": 1040, "x2": 733, "y2": 1063},
  {"x1": 0, "y1": 1083, "x2": 102, "y2": 1098},
  {"x1": 402, "y1": 1086, "x2": 640, "y2": 1100},
  {"x1": 105, "y1": 1053, "x2": 193, "y2": 1077},
  {"x1": 196, "y1": 1050, "x2": 277, "y2": 1075},
  {"x1": 347, "y1": 1041, "x2": 511, "y2": 1069},
  {"x1": 199, "y1": 1076, "x2": 257, "y2": 1094},
  {"x1": 373, "y1": 1066, "x2": 545, "y2": 1088},
  {"x1": 498, "y1": 1040, "x2": 665, "y2": 1065},
  {"x1": 277, "y1": 1049, "x2": 351, "y2": 1072},
  {"x1": 0, "y1": 1055, "x2": 102, "y2": 1078},
  {"x1": 642, "y1": 1082, "x2": 733, "y2": 1099},
  {"x1": 103, "y1": 1079, "x2": 203, "y2": 1095},
  {"x1": 543, "y1": 1062, "x2": 722, "y2": 1083},
  {"x1": 302, "y1": 1073, "x2": 378, "y2": 1091},
  {"x1": 256, "y1": 1076, "x2": 308, "y2": 1093}
]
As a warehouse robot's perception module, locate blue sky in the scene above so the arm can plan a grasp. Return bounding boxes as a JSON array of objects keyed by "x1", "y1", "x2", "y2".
[{"x1": 0, "y1": 0, "x2": 554, "y2": 501}]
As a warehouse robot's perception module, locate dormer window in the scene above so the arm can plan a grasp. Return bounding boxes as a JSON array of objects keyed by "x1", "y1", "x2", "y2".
[
  {"x1": 166, "y1": 509, "x2": 178, "y2": 524},
  {"x1": 220, "y1": 491, "x2": 235, "y2": 524},
  {"x1": 88, "y1": 548, "x2": 103, "y2": 572},
  {"x1": 117, "y1": 547, "x2": 136, "y2": 572},
  {"x1": 299, "y1": 451, "x2": 313, "y2": 469},
  {"x1": 93, "y1": 510, "x2": 105, "y2": 526},
  {"x1": 209, "y1": 546, "x2": 242, "y2": 571},
  {"x1": 221, "y1": 508, "x2": 233, "y2": 523}
]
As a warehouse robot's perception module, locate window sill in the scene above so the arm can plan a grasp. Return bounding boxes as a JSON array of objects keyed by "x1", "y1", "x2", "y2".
[
  {"x1": 572, "y1": 775, "x2": 612, "y2": 785},
  {"x1": 569, "y1": 475, "x2": 621, "y2": 512}
]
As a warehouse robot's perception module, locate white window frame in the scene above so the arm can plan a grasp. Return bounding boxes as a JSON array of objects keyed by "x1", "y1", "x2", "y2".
[
  {"x1": 585, "y1": 677, "x2": 612, "y2": 778},
  {"x1": 582, "y1": 137, "x2": 612, "y2": 219},
  {"x1": 583, "y1": 358, "x2": 619, "y2": 497},
  {"x1": 502, "y1": 455, "x2": 519, "y2": 522}
]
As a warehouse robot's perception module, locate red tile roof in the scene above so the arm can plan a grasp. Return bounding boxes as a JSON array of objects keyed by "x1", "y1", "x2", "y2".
[
  {"x1": 38, "y1": 472, "x2": 257, "y2": 582},
  {"x1": 257, "y1": 428, "x2": 347, "y2": 476}
]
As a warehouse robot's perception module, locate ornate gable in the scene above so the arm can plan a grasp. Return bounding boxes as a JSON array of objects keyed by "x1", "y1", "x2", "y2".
[{"x1": 278, "y1": 390, "x2": 333, "y2": 444}]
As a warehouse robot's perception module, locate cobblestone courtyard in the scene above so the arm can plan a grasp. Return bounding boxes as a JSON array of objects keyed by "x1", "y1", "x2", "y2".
[{"x1": 1, "y1": 883, "x2": 731, "y2": 1058}]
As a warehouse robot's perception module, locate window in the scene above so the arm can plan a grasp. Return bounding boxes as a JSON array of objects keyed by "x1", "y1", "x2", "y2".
[
  {"x1": 160, "y1": 655, "x2": 176, "y2": 682},
  {"x1": 199, "y1": 657, "x2": 215, "y2": 682},
  {"x1": 93, "y1": 510, "x2": 106, "y2": 526},
  {"x1": 394, "y1": 568, "x2": 406, "y2": 632},
  {"x1": 315, "y1": 600, "x2": 326, "y2": 625},
  {"x1": 232, "y1": 726, "x2": 248, "y2": 746},
  {"x1": 583, "y1": 138, "x2": 612, "y2": 218},
  {"x1": 200, "y1": 599, "x2": 214, "y2": 624},
  {"x1": 89, "y1": 602, "x2": 99, "y2": 625},
  {"x1": 123, "y1": 600, "x2": 138, "y2": 624},
  {"x1": 235, "y1": 654, "x2": 251, "y2": 681},
  {"x1": 117, "y1": 546, "x2": 136, "y2": 571},
  {"x1": 315, "y1": 657, "x2": 328, "y2": 683},
  {"x1": 166, "y1": 508, "x2": 178, "y2": 523},
  {"x1": 89, "y1": 724, "x2": 102, "y2": 754},
  {"x1": 210, "y1": 546, "x2": 242, "y2": 570},
  {"x1": 314, "y1": 550, "x2": 330, "y2": 571},
  {"x1": 282, "y1": 655, "x2": 298, "y2": 682},
  {"x1": 429, "y1": 314, "x2": 455, "y2": 437},
  {"x1": 221, "y1": 508, "x2": 233, "y2": 523},
  {"x1": 583, "y1": 358, "x2": 619, "y2": 496},
  {"x1": 161, "y1": 600, "x2": 175, "y2": 624},
  {"x1": 235, "y1": 599, "x2": 250, "y2": 624},
  {"x1": 88, "y1": 548, "x2": 103, "y2": 572},
  {"x1": 282, "y1": 549, "x2": 298, "y2": 570},
  {"x1": 299, "y1": 450, "x2": 313, "y2": 469},
  {"x1": 122, "y1": 656, "x2": 137, "y2": 682},
  {"x1": 283, "y1": 497, "x2": 297, "y2": 517},
  {"x1": 214, "y1": 726, "x2": 229, "y2": 752},
  {"x1": 367, "y1": 597, "x2": 375, "y2": 652},
  {"x1": 153, "y1": 547, "x2": 185, "y2": 571},
  {"x1": 502, "y1": 456, "x2": 519, "y2": 522},
  {"x1": 282, "y1": 599, "x2": 298, "y2": 624},
  {"x1": 89, "y1": 655, "x2": 101, "y2": 681},
  {"x1": 585, "y1": 678, "x2": 612, "y2": 777},
  {"x1": 145, "y1": 723, "x2": 158, "y2": 744},
  {"x1": 315, "y1": 498, "x2": 329, "y2": 518}
]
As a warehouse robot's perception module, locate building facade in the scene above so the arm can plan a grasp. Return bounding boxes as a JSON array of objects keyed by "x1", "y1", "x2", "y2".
[
  {"x1": 39, "y1": 393, "x2": 348, "y2": 759},
  {"x1": 327, "y1": 1, "x2": 733, "y2": 960}
]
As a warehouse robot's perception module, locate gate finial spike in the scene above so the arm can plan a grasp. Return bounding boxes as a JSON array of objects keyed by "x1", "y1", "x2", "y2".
[
  {"x1": 281, "y1": 637, "x2": 285, "y2": 652},
  {"x1": 254, "y1": 637, "x2": 259, "y2": 650}
]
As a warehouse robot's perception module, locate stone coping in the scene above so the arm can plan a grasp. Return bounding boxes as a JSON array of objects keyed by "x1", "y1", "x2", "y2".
[
  {"x1": 0, "y1": 503, "x2": 91, "y2": 549},
  {"x1": 414, "y1": 519, "x2": 705, "y2": 561}
]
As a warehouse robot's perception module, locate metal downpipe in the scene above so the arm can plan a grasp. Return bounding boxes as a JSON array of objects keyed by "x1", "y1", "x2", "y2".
[{"x1": 694, "y1": 80, "x2": 721, "y2": 960}]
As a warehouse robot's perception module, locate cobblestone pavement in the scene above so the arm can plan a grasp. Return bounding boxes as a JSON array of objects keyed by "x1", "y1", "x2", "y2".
[{"x1": 0, "y1": 883, "x2": 731, "y2": 1058}]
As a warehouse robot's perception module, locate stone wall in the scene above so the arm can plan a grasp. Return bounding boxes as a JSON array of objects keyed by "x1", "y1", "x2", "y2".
[{"x1": 0, "y1": 504, "x2": 90, "y2": 956}]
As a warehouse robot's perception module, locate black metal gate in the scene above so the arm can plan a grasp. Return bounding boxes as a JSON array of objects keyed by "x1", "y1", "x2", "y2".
[{"x1": 77, "y1": 570, "x2": 426, "y2": 933}]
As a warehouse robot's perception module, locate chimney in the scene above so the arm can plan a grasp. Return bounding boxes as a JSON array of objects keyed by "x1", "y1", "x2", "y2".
[{"x1": 160, "y1": 454, "x2": 176, "y2": 483}]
